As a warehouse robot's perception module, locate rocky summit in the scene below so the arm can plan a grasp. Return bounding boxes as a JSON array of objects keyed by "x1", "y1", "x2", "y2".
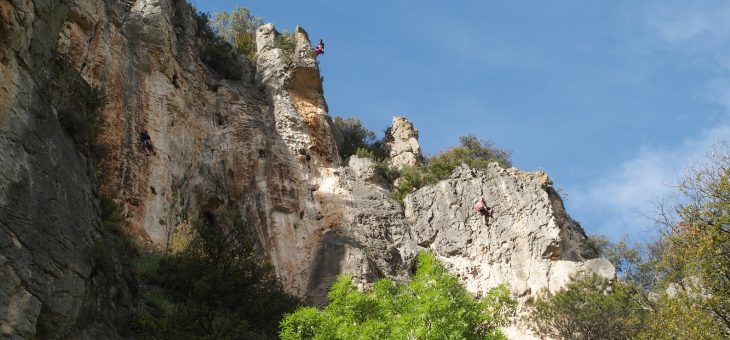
[{"x1": 0, "y1": 0, "x2": 612, "y2": 338}]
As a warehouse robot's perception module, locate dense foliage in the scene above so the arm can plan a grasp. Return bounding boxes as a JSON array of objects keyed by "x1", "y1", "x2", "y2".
[
  {"x1": 529, "y1": 144, "x2": 730, "y2": 339},
  {"x1": 210, "y1": 7, "x2": 263, "y2": 60},
  {"x1": 391, "y1": 135, "x2": 512, "y2": 202},
  {"x1": 280, "y1": 252, "x2": 516, "y2": 339},
  {"x1": 332, "y1": 116, "x2": 379, "y2": 160},
  {"x1": 426, "y1": 135, "x2": 512, "y2": 179},
  {"x1": 194, "y1": 11, "x2": 242, "y2": 79},
  {"x1": 274, "y1": 30, "x2": 297, "y2": 54},
  {"x1": 527, "y1": 273, "x2": 647, "y2": 340},
  {"x1": 333, "y1": 116, "x2": 512, "y2": 202},
  {"x1": 654, "y1": 144, "x2": 730, "y2": 336},
  {"x1": 132, "y1": 216, "x2": 299, "y2": 339}
]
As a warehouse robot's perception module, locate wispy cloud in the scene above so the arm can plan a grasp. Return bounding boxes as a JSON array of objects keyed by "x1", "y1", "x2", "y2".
[
  {"x1": 568, "y1": 0, "x2": 730, "y2": 241},
  {"x1": 646, "y1": 1, "x2": 730, "y2": 45},
  {"x1": 569, "y1": 121, "x2": 729, "y2": 240}
]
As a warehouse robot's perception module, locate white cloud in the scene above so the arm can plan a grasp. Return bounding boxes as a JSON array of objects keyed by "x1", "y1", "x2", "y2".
[
  {"x1": 569, "y1": 119, "x2": 730, "y2": 241},
  {"x1": 565, "y1": 1, "x2": 730, "y2": 241},
  {"x1": 646, "y1": 1, "x2": 730, "y2": 45}
]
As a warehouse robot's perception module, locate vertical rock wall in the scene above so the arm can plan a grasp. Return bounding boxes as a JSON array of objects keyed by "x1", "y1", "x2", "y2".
[
  {"x1": 0, "y1": 0, "x2": 135, "y2": 338},
  {"x1": 405, "y1": 164, "x2": 613, "y2": 299},
  {"x1": 0, "y1": 0, "x2": 613, "y2": 337}
]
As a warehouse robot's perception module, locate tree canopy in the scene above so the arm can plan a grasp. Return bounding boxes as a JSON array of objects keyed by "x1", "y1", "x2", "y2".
[{"x1": 280, "y1": 252, "x2": 516, "y2": 340}]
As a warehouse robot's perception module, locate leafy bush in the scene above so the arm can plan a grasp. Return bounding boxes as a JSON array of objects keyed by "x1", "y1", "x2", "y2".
[
  {"x1": 388, "y1": 135, "x2": 510, "y2": 202},
  {"x1": 527, "y1": 273, "x2": 647, "y2": 340},
  {"x1": 529, "y1": 145, "x2": 730, "y2": 340},
  {"x1": 280, "y1": 252, "x2": 516, "y2": 339},
  {"x1": 211, "y1": 7, "x2": 263, "y2": 60},
  {"x1": 426, "y1": 135, "x2": 511, "y2": 181},
  {"x1": 132, "y1": 216, "x2": 299, "y2": 339},
  {"x1": 333, "y1": 116, "x2": 378, "y2": 160},
  {"x1": 639, "y1": 292, "x2": 728, "y2": 339},
  {"x1": 193, "y1": 11, "x2": 242, "y2": 79},
  {"x1": 275, "y1": 30, "x2": 296, "y2": 54},
  {"x1": 334, "y1": 117, "x2": 511, "y2": 203},
  {"x1": 650, "y1": 143, "x2": 730, "y2": 336},
  {"x1": 392, "y1": 165, "x2": 437, "y2": 202}
]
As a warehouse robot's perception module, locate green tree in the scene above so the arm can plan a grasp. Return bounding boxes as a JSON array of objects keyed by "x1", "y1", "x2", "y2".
[
  {"x1": 211, "y1": 7, "x2": 263, "y2": 59},
  {"x1": 133, "y1": 216, "x2": 299, "y2": 339},
  {"x1": 638, "y1": 292, "x2": 727, "y2": 340},
  {"x1": 332, "y1": 116, "x2": 380, "y2": 160},
  {"x1": 527, "y1": 273, "x2": 647, "y2": 340},
  {"x1": 529, "y1": 143, "x2": 730, "y2": 340},
  {"x1": 280, "y1": 252, "x2": 516, "y2": 339},
  {"x1": 648, "y1": 143, "x2": 730, "y2": 336},
  {"x1": 586, "y1": 234, "x2": 662, "y2": 289},
  {"x1": 193, "y1": 11, "x2": 242, "y2": 79}
]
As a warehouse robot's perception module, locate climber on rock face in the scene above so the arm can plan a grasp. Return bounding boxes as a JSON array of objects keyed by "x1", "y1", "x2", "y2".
[
  {"x1": 314, "y1": 39, "x2": 324, "y2": 58},
  {"x1": 139, "y1": 130, "x2": 156, "y2": 155},
  {"x1": 473, "y1": 196, "x2": 493, "y2": 225}
]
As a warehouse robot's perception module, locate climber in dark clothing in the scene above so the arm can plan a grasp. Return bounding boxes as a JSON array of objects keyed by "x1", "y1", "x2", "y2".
[
  {"x1": 473, "y1": 196, "x2": 493, "y2": 225},
  {"x1": 139, "y1": 130, "x2": 155, "y2": 155},
  {"x1": 314, "y1": 39, "x2": 324, "y2": 58}
]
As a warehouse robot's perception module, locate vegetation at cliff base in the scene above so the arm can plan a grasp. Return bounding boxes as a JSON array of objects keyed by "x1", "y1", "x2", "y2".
[
  {"x1": 527, "y1": 144, "x2": 730, "y2": 339},
  {"x1": 132, "y1": 216, "x2": 299, "y2": 339},
  {"x1": 527, "y1": 273, "x2": 647, "y2": 340},
  {"x1": 280, "y1": 252, "x2": 516, "y2": 339}
]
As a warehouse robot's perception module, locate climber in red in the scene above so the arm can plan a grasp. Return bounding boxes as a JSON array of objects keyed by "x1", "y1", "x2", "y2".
[
  {"x1": 139, "y1": 130, "x2": 156, "y2": 156},
  {"x1": 314, "y1": 39, "x2": 324, "y2": 58},
  {"x1": 473, "y1": 196, "x2": 493, "y2": 225}
]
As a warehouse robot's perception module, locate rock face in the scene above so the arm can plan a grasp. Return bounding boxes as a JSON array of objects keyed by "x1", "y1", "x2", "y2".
[
  {"x1": 0, "y1": 0, "x2": 139, "y2": 338},
  {"x1": 0, "y1": 0, "x2": 613, "y2": 337},
  {"x1": 405, "y1": 164, "x2": 613, "y2": 298},
  {"x1": 384, "y1": 116, "x2": 422, "y2": 169}
]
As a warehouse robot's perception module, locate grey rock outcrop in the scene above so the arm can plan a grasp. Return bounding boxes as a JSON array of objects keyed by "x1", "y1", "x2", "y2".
[
  {"x1": 384, "y1": 116, "x2": 422, "y2": 169},
  {"x1": 405, "y1": 164, "x2": 613, "y2": 298}
]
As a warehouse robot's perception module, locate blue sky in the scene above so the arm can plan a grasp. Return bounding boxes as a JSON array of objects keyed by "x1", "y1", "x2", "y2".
[{"x1": 195, "y1": 0, "x2": 730, "y2": 241}]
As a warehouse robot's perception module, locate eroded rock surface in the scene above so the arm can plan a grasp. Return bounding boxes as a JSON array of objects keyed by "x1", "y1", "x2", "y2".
[
  {"x1": 384, "y1": 116, "x2": 422, "y2": 169},
  {"x1": 0, "y1": 0, "x2": 613, "y2": 337},
  {"x1": 405, "y1": 164, "x2": 612, "y2": 298}
]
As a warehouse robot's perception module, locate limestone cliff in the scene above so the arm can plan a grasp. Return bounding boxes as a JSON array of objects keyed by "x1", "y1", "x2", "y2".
[{"x1": 0, "y1": 0, "x2": 612, "y2": 338}]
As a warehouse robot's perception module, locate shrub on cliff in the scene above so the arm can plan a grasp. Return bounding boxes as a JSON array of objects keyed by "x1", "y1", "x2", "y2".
[
  {"x1": 392, "y1": 165, "x2": 437, "y2": 202},
  {"x1": 390, "y1": 135, "x2": 511, "y2": 202},
  {"x1": 211, "y1": 7, "x2": 263, "y2": 60},
  {"x1": 194, "y1": 11, "x2": 242, "y2": 79},
  {"x1": 332, "y1": 116, "x2": 381, "y2": 160},
  {"x1": 280, "y1": 252, "x2": 516, "y2": 339},
  {"x1": 132, "y1": 216, "x2": 299, "y2": 339},
  {"x1": 426, "y1": 135, "x2": 512, "y2": 180}
]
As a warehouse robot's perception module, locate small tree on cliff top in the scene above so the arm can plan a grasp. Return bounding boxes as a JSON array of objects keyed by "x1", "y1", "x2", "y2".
[
  {"x1": 211, "y1": 7, "x2": 263, "y2": 60},
  {"x1": 280, "y1": 252, "x2": 516, "y2": 339}
]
